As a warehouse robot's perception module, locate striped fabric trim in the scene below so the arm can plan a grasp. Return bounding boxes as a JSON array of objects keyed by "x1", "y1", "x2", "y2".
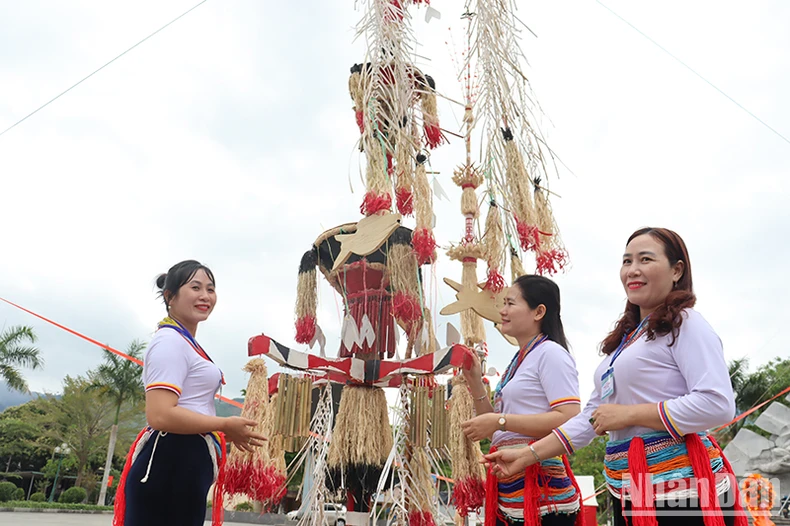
[
  {"x1": 145, "y1": 382, "x2": 182, "y2": 396},
  {"x1": 550, "y1": 397, "x2": 581, "y2": 408},
  {"x1": 657, "y1": 401, "x2": 683, "y2": 439},
  {"x1": 553, "y1": 427, "x2": 575, "y2": 454}
]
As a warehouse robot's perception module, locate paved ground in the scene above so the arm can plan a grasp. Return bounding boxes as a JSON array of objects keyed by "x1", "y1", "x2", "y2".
[{"x1": 0, "y1": 513, "x2": 260, "y2": 526}]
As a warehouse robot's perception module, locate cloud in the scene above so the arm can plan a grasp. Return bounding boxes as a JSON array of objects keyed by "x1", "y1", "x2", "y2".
[{"x1": 0, "y1": 0, "x2": 787, "y2": 409}]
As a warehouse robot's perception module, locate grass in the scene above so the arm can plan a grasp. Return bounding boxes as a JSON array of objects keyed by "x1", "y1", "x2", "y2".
[{"x1": 0, "y1": 500, "x2": 113, "y2": 511}]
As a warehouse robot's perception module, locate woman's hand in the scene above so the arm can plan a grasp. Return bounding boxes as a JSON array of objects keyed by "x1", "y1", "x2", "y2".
[
  {"x1": 461, "y1": 347, "x2": 483, "y2": 386},
  {"x1": 483, "y1": 448, "x2": 533, "y2": 479},
  {"x1": 461, "y1": 413, "x2": 499, "y2": 442},
  {"x1": 590, "y1": 404, "x2": 634, "y2": 435},
  {"x1": 222, "y1": 416, "x2": 267, "y2": 452}
]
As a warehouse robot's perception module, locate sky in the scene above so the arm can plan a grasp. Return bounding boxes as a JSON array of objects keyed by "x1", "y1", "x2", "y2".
[{"x1": 0, "y1": 0, "x2": 787, "y2": 406}]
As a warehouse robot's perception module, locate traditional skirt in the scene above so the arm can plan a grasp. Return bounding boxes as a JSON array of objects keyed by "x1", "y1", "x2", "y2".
[
  {"x1": 113, "y1": 428, "x2": 227, "y2": 526},
  {"x1": 604, "y1": 432, "x2": 747, "y2": 526},
  {"x1": 486, "y1": 438, "x2": 582, "y2": 526}
]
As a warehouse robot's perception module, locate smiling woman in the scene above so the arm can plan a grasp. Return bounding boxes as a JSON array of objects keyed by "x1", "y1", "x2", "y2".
[
  {"x1": 484, "y1": 228, "x2": 748, "y2": 526},
  {"x1": 112, "y1": 260, "x2": 267, "y2": 526}
]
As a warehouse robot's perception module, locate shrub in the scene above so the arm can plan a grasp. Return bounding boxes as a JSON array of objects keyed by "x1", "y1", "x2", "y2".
[
  {"x1": 29, "y1": 492, "x2": 46, "y2": 502},
  {"x1": 14, "y1": 487, "x2": 25, "y2": 500},
  {"x1": 0, "y1": 481, "x2": 17, "y2": 502},
  {"x1": 235, "y1": 501, "x2": 254, "y2": 512},
  {"x1": 58, "y1": 486, "x2": 87, "y2": 504}
]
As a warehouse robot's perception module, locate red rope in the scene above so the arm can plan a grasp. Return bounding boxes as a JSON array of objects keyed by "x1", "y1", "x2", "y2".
[{"x1": 0, "y1": 296, "x2": 243, "y2": 409}]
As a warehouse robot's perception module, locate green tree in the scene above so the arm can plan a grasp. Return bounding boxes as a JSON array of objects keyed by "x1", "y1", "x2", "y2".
[
  {"x1": 0, "y1": 326, "x2": 43, "y2": 392},
  {"x1": 87, "y1": 341, "x2": 145, "y2": 506},
  {"x1": 0, "y1": 398, "x2": 52, "y2": 472},
  {"x1": 37, "y1": 376, "x2": 116, "y2": 487},
  {"x1": 0, "y1": 418, "x2": 40, "y2": 471}
]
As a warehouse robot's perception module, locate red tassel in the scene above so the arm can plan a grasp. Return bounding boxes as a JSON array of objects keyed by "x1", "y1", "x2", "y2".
[
  {"x1": 113, "y1": 428, "x2": 149, "y2": 526},
  {"x1": 223, "y1": 458, "x2": 252, "y2": 496},
  {"x1": 536, "y1": 249, "x2": 568, "y2": 276},
  {"x1": 250, "y1": 460, "x2": 287, "y2": 508},
  {"x1": 561, "y1": 455, "x2": 586, "y2": 526},
  {"x1": 355, "y1": 110, "x2": 364, "y2": 133},
  {"x1": 686, "y1": 434, "x2": 726, "y2": 526},
  {"x1": 392, "y1": 291, "x2": 422, "y2": 323},
  {"x1": 396, "y1": 187, "x2": 414, "y2": 216},
  {"x1": 485, "y1": 269, "x2": 506, "y2": 293},
  {"x1": 412, "y1": 228, "x2": 437, "y2": 265},
  {"x1": 408, "y1": 510, "x2": 436, "y2": 526},
  {"x1": 212, "y1": 433, "x2": 227, "y2": 526},
  {"x1": 708, "y1": 435, "x2": 748, "y2": 526},
  {"x1": 424, "y1": 123, "x2": 443, "y2": 149},
  {"x1": 522, "y1": 464, "x2": 541, "y2": 526},
  {"x1": 452, "y1": 476, "x2": 486, "y2": 517},
  {"x1": 515, "y1": 217, "x2": 540, "y2": 252},
  {"x1": 485, "y1": 448, "x2": 499, "y2": 526},
  {"x1": 360, "y1": 192, "x2": 392, "y2": 216},
  {"x1": 295, "y1": 316, "x2": 316, "y2": 344},
  {"x1": 627, "y1": 437, "x2": 658, "y2": 526}
]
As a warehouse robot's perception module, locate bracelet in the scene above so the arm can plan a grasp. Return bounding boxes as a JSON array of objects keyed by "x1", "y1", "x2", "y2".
[
  {"x1": 474, "y1": 392, "x2": 488, "y2": 402},
  {"x1": 528, "y1": 444, "x2": 542, "y2": 463}
]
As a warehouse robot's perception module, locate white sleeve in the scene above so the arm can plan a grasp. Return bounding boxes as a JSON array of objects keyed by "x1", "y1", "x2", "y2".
[
  {"x1": 552, "y1": 384, "x2": 601, "y2": 454},
  {"x1": 143, "y1": 332, "x2": 189, "y2": 398},
  {"x1": 658, "y1": 310, "x2": 735, "y2": 438},
  {"x1": 538, "y1": 344, "x2": 581, "y2": 409}
]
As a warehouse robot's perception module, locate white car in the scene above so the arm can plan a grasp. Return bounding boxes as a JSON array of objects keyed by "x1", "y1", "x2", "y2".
[{"x1": 287, "y1": 503, "x2": 347, "y2": 525}]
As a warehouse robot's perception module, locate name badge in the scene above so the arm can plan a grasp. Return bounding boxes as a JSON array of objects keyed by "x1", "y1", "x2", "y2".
[{"x1": 601, "y1": 367, "x2": 615, "y2": 400}]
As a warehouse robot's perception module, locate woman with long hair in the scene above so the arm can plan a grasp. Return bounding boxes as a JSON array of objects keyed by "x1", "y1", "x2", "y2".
[
  {"x1": 462, "y1": 275, "x2": 584, "y2": 526},
  {"x1": 485, "y1": 228, "x2": 746, "y2": 526}
]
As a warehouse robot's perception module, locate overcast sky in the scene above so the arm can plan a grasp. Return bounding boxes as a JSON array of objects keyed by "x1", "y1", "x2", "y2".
[{"x1": 0, "y1": 0, "x2": 787, "y2": 406}]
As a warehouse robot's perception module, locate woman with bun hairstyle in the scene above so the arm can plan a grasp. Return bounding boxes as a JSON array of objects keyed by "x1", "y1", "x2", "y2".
[
  {"x1": 485, "y1": 228, "x2": 747, "y2": 526},
  {"x1": 113, "y1": 260, "x2": 266, "y2": 526},
  {"x1": 461, "y1": 275, "x2": 584, "y2": 526}
]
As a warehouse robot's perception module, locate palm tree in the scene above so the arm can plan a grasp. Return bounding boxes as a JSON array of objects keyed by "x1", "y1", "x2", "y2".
[
  {"x1": 0, "y1": 325, "x2": 43, "y2": 392},
  {"x1": 88, "y1": 340, "x2": 145, "y2": 506}
]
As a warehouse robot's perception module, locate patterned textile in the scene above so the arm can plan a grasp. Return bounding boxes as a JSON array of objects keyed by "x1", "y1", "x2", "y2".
[
  {"x1": 604, "y1": 431, "x2": 730, "y2": 501},
  {"x1": 495, "y1": 438, "x2": 581, "y2": 520}
]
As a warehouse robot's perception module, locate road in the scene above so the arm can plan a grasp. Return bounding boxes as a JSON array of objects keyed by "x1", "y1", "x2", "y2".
[{"x1": 0, "y1": 512, "x2": 267, "y2": 526}]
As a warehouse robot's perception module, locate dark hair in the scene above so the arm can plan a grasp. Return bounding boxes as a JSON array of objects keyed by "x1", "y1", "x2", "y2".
[
  {"x1": 601, "y1": 227, "x2": 695, "y2": 354},
  {"x1": 513, "y1": 274, "x2": 569, "y2": 350},
  {"x1": 156, "y1": 260, "x2": 216, "y2": 310}
]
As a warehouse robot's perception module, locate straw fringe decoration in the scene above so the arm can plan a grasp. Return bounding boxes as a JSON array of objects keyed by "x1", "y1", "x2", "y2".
[
  {"x1": 419, "y1": 77, "x2": 443, "y2": 149},
  {"x1": 533, "y1": 183, "x2": 568, "y2": 276},
  {"x1": 461, "y1": 258, "x2": 486, "y2": 346},
  {"x1": 407, "y1": 448, "x2": 437, "y2": 526},
  {"x1": 361, "y1": 134, "x2": 393, "y2": 216},
  {"x1": 349, "y1": 64, "x2": 365, "y2": 133},
  {"x1": 510, "y1": 247, "x2": 526, "y2": 282},
  {"x1": 389, "y1": 240, "x2": 423, "y2": 355},
  {"x1": 295, "y1": 248, "x2": 318, "y2": 344},
  {"x1": 224, "y1": 359, "x2": 286, "y2": 509},
  {"x1": 395, "y1": 127, "x2": 415, "y2": 216},
  {"x1": 327, "y1": 385, "x2": 392, "y2": 499},
  {"x1": 452, "y1": 165, "x2": 484, "y2": 218},
  {"x1": 412, "y1": 153, "x2": 437, "y2": 265},
  {"x1": 448, "y1": 375, "x2": 485, "y2": 515},
  {"x1": 482, "y1": 201, "x2": 506, "y2": 292}
]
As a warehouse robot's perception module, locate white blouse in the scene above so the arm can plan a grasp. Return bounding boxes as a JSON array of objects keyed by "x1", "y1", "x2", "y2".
[
  {"x1": 493, "y1": 339, "x2": 581, "y2": 446},
  {"x1": 143, "y1": 329, "x2": 223, "y2": 418},
  {"x1": 553, "y1": 309, "x2": 735, "y2": 453}
]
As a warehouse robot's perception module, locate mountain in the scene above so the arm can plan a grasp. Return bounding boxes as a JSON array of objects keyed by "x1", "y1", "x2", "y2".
[
  {"x1": 215, "y1": 397, "x2": 244, "y2": 418},
  {"x1": 0, "y1": 382, "x2": 45, "y2": 412}
]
